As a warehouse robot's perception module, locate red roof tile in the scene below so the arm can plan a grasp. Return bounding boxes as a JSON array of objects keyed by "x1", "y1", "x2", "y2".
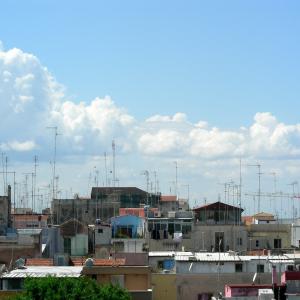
[
  {"x1": 26, "y1": 258, "x2": 54, "y2": 266},
  {"x1": 71, "y1": 258, "x2": 126, "y2": 266},
  {"x1": 93, "y1": 258, "x2": 126, "y2": 266}
]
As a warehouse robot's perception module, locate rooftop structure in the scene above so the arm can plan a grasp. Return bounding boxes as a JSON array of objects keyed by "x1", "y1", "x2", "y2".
[{"x1": 193, "y1": 201, "x2": 243, "y2": 225}]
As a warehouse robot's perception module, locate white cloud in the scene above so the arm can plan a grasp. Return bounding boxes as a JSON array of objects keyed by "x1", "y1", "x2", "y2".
[
  {"x1": 1, "y1": 42, "x2": 300, "y2": 211},
  {"x1": 0, "y1": 140, "x2": 37, "y2": 152}
]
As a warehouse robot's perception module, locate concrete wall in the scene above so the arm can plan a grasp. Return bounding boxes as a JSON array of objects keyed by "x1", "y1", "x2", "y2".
[
  {"x1": 176, "y1": 273, "x2": 272, "y2": 300},
  {"x1": 176, "y1": 260, "x2": 289, "y2": 275},
  {"x1": 152, "y1": 274, "x2": 177, "y2": 300},
  {"x1": 112, "y1": 238, "x2": 145, "y2": 253},
  {"x1": 85, "y1": 268, "x2": 151, "y2": 291},
  {"x1": 192, "y1": 224, "x2": 248, "y2": 252},
  {"x1": 0, "y1": 195, "x2": 9, "y2": 235},
  {"x1": 291, "y1": 224, "x2": 300, "y2": 247},
  {"x1": 148, "y1": 236, "x2": 193, "y2": 252},
  {"x1": 247, "y1": 224, "x2": 291, "y2": 250},
  {"x1": 95, "y1": 225, "x2": 111, "y2": 245},
  {"x1": 71, "y1": 234, "x2": 88, "y2": 256}
]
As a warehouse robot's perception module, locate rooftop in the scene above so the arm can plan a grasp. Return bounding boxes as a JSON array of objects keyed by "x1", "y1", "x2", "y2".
[
  {"x1": 193, "y1": 201, "x2": 244, "y2": 212},
  {"x1": 71, "y1": 258, "x2": 126, "y2": 266},
  {"x1": 1, "y1": 266, "x2": 82, "y2": 278},
  {"x1": 149, "y1": 251, "x2": 297, "y2": 262},
  {"x1": 26, "y1": 258, "x2": 54, "y2": 266},
  {"x1": 160, "y1": 195, "x2": 177, "y2": 202}
]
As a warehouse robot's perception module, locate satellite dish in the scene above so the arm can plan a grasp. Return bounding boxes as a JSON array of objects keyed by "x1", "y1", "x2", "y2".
[{"x1": 85, "y1": 258, "x2": 94, "y2": 268}]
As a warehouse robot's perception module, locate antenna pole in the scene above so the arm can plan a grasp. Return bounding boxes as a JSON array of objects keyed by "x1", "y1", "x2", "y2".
[
  {"x1": 47, "y1": 126, "x2": 59, "y2": 200},
  {"x1": 112, "y1": 140, "x2": 116, "y2": 187},
  {"x1": 174, "y1": 161, "x2": 178, "y2": 199},
  {"x1": 104, "y1": 152, "x2": 108, "y2": 186},
  {"x1": 33, "y1": 156, "x2": 38, "y2": 212},
  {"x1": 248, "y1": 163, "x2": 263, "y2": 213}
]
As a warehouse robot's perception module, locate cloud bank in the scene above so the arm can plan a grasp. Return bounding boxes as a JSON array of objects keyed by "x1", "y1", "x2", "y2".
[{"x1": 1, "y1": 43, "x2": 300, "y2": 162}]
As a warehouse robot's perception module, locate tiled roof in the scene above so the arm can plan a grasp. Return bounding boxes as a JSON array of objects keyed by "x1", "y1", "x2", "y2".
[
  {"x1": 71, "y1": 258, "x2": 126, "y2": 266},
  {"x1": 71, "y1": 257, "x2": 87, "y2": 266},
  {"x1": 26, "y1": 258, "x2": 54, "y2": 266},
  {"x1": 93, "y1": 258, "x2": 126, "y2": 266}
]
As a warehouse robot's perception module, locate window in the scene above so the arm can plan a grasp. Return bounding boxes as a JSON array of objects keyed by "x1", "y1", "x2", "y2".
[
  {"x1": 215, "y1": 232, "x2": 224, "y2": 252},
  {"x1": 257, "y1": 264, "x2": 264, "y2": 273},
  {"x1": 64, "y1": 237, "x2": 71, "y2": 255},
  {"x1": 175, "y1": 223, "x2": 181, "y2": 232},
  {"x1": 237, "y1": 237, "x2": 243, "y2": 246},
  {"x1": 158, "y1": 260, "x2": 164, "y2": 269},
  {"x1": 98, "y1": 228, "x2": 103, "y2": 234},
  {"x1": 274, "y1": 238, "x2": 282, "y2": 249},
  {"x1": 287, "y1": 265, "x2": 294, "y2": 271},
  {"x1": 235, "y1": 263, "x2": 243, "y2": 272},
  {"x1": 255, "y1": 240, "x2": 260, "y2": 248}
]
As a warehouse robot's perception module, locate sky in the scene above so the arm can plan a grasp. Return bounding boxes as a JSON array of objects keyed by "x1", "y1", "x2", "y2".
[{"x1": 0, "y1": 1, "x2": 300, "y2": 216}]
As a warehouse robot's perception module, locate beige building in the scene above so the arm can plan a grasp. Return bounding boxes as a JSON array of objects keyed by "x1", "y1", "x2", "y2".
[
  {"x1": 247, "y1": 223, "x2": 291, "y2": 252},
  {"x1": 82, "y1": 260, "x2": 152, "y2": 300}
]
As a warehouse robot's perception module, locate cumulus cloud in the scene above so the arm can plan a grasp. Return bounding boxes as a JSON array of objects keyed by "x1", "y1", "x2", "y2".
[{"x1": 1, "y1": 42, "x2": 300, "y2": 165}]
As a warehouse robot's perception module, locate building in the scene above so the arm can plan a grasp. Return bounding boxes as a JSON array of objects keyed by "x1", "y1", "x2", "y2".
[
  {"x1": 192, "y1": 201, "x2": 247, "y2": 253},
  {"x1": 0, "y1": 228, "x2": 42, "y2": 266},
  {"x1": 82, "y1": 258, "x2": 152, "y2": 300},
  {"x1": 52, "y1": 187, "x2": 159, "y2": 225},
  {"x1": 243, "y1": 212, "x2": 277, "y2": 225},
  {"x1": 59, "y1": 218, "x2": 88, "y2": 256},
  {"x1": 0, "y1": 265, "x2": 82, "y2": 291},
  {"x1": 111, "y1": 215, "x2": 146, "y2": 253},
  {"x1": 147, "y1": 213, "x2": 193, "y2": 251},
  {"x1": 0, "y1": 186, "x2": 11, "y2": 235},
  {"x1": 159, "y1": 195, "x2": 178, "y2": 217},
  {"x1": 119, "y1": 207, "x2": 159, "y2": 218},
  {"x1": 150, "y1": 251, "x2": 295, "y2": 299},
  {"x1": 12, "y1": 213, "x2": 49, "y2": 229},
  {"x1": 246, "y1": 221, "x2": 291, "y2": 253}
]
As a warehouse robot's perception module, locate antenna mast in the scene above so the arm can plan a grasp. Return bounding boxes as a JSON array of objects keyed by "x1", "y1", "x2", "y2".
[
  {"x1": 104, "y1": 152, "x2": 108, "y2": 186},
  {"x1": 248, "y1": 163, "x2": 262, "y2": 213},
  {"x1": 112, "y1": 140, "x2": 116, "y2": 187},
  {"x1": 33, "y1": 156, "x2": 38, "y2": 212},
  {"x1": 174, "y1": 161, "x2": 178, "y2": 199},
  {"x1": 47, "y1": 126, "x2": 59, "y2": 200}
]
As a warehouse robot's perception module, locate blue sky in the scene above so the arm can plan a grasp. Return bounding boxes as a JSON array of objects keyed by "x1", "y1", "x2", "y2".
[
  {"x1": 1, "y1": 1, "x2": 300, "y2": 127},
  {"x1": 0, "y1": 1, "x2": 300, "y2": 215}
]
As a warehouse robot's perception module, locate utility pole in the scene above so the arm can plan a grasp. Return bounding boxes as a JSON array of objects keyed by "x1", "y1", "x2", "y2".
[{"x1": 248, "y1": 163, "x2": 262, "y2": 213}]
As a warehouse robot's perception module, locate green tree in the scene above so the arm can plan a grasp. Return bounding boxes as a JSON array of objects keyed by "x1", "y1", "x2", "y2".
[{"x1": 12, "y1": 276, "x2": 131, "y2": 300}]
